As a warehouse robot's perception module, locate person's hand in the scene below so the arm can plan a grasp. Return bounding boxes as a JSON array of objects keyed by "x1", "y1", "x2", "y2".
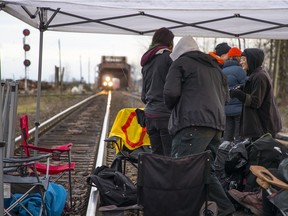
[
  {"x1": 234, "y1": 85, "x2": 243, "y2": 90},
  {"x1": 229, "y1": 89, "x2": 246, "y2": 102}
]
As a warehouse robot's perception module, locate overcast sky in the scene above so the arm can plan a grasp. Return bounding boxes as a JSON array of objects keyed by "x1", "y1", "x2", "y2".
[
  {"x1": 0, "y1": 12, "x2": 154, "y2": 83},
  {"x1": 1, "y1": 12, "x2": 247, "y2": 84}
]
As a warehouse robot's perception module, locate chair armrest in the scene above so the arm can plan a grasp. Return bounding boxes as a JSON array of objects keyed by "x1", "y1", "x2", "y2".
[
  {"x1": 52, "y1": 143, "x2": 73, "y2": 151},
  {"x1": 105, "y1": 136, "x2": 121, "y2": 143},
  {"x1": 3, "y1": 153, "x2": 51, "y2": 163},
  {"x1": 25, "y1": 142, "x2": 73, "y2": 153}
]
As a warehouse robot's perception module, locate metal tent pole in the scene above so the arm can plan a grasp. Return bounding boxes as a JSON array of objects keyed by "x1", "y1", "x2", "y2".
[
  {"x1": 0, "y1": 141, "x2": 5, "y2": 216},
  {"x1": 7, "y1": 82, "x2": 17, "y2": 157},
  {"x1": 0, "y1": 81, "x2": 4, "y2": 216},
  {"x1": 2, "y1": 81, "x2": 10, "y2": 147},
  {"x1": 0, "y1": 81, "x2": 5, "y2": 140},
  {"x1": 34, "y1": 29, "x2": 44, "y2": 147}
]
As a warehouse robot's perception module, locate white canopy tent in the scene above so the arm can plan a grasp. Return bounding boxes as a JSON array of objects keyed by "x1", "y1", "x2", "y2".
[{"x1": 1, "y1": 0, "x2": 288, "y2": 39}]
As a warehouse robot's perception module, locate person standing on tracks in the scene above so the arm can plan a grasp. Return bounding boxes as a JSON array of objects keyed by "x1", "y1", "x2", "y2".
[
  {"x1": 163, "y1": 36, "x2": 236, "y2": 216},
  {"x1": 140, "y1": 27, "x2": 174, "y2": 156}
]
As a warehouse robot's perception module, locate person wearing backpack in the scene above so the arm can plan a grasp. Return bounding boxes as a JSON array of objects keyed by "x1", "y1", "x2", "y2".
[{"x1": 229, "y1": 48, "x2": 282, "y2": 141}]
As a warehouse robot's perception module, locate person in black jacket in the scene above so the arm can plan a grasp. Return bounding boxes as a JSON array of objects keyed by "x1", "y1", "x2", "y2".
[
  {"x1": 140, "y1": 27, "x2": 174, "y2": 156},
  {"x1": 230, "y1": 48, "x2": 282, "y2": 141},
  {"x1": 164, "y1": 36, "x2": 235, "y2": 216}
]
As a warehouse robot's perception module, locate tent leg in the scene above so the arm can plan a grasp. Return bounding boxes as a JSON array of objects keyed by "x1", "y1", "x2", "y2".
[
  {"x1": 0, "y1": 141, "x2": 5, "y2": 216},
  {"x1": 34, "y1": 29, "x2": 44, "y2": 148}
]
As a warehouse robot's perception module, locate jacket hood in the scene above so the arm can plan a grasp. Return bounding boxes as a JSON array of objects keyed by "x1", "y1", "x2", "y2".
[
  {"x1": 170, "y1": 36, "x2": 199, "y2": 61},
  {"x1": 140, "y1": 45, "x2": 170, "y2": 66},
  {"x1": 242, "y1": 48, "x2": 264, "y2": 75}
]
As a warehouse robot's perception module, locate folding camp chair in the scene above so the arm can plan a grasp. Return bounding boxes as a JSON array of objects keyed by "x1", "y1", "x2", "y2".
[
  {"x1": 3, "y1": 153, "x2": 51, "y2": 216},
  {"x1": 104, "y1": 108, "x2": 151, "y2": 174},
  {"x1": 20, "y1": 114, "x2": 76, "y2": 209},
  {"x1": 137, "y1": 151, "x2": 211, "y2": 216}
]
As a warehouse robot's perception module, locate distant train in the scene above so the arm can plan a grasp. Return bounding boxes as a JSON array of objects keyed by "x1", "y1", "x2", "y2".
[
  {"x1": 102, "y1": 75, "x2": 113, "y2": 90},
  {"x1": 98, "y1": 56, "x2": 131, "y2": 90},
  {"x1": 101, "y1": 75, "x2": 120, "y2": 90}
]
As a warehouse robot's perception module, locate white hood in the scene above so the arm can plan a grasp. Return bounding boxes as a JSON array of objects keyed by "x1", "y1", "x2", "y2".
[{"x1": 170, "y1": 36, "x2": 200, "y2": 61}]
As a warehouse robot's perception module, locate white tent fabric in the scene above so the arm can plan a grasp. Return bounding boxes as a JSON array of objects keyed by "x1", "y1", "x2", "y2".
[{"x1": 1, "y1": 0, "x2": 288, "y2": 39}]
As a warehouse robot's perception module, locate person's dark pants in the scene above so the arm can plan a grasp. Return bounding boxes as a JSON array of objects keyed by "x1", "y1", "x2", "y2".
[
  {"x1": 171, "y1": 126, "x2": 236, "y2": 216},
  {"x1": 145, "y1": 117, "x2": 172, "y2": 156},
  {"x1": 223, "y1": 115, "x2": 241, "y2": 142}
]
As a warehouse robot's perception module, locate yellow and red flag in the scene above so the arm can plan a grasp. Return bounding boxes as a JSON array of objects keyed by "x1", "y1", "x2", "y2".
[{"x1": 109, "y1": 108, "x2": 150, "y2": 152}]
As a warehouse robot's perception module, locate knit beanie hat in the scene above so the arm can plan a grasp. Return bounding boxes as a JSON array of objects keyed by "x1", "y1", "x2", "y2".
[
  {"x1": 215, "y1": 42, "x2": 231, "y2": 56},
  {"x1": 228, "y1": 47, "x2": 242, "y2": 57}
]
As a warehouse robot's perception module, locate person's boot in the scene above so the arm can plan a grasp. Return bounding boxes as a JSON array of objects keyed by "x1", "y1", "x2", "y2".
[{"x1": 228, "y1": 189, "x2": 263, "y2": 215}]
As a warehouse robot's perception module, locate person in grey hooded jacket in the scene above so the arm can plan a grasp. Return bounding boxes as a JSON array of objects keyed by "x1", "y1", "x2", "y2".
[
  {"x1": 163, "y1": 36, "x2": 235, "y2": 216},
  {"x1": 230, "y1": 48, "x2": 282, "y2": 140}
]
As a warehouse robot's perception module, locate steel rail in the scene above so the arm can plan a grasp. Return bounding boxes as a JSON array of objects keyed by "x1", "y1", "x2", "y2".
[{"x1": 86, "y1": 90, "x2": 111, "y2": 216}]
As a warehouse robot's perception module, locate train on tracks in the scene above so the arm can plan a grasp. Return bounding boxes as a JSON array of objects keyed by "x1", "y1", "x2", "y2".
[{"x1": 98, "y1": 56, "x2": 131, "y2": 90}]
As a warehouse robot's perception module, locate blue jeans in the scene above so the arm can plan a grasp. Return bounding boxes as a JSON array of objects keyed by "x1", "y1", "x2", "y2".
[
  {"x1": 172, "y1": 126, "x2": 235, "y2": 216},
  {"x1": 145, "y1": 117, "x2": 172, "y2": 156}
]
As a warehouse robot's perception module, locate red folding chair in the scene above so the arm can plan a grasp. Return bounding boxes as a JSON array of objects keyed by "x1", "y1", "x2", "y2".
[{"x1": 20, "y1": 114, "x2": 75, "y2": 210}]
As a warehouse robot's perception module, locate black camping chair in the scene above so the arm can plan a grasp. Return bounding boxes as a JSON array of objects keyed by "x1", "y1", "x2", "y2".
[
  {"x1": 97, "y1": 108, "x2": 153, "y2": 216},
  {"x1": 137, "y1": 151, "x2": 211, "y2": 216}
]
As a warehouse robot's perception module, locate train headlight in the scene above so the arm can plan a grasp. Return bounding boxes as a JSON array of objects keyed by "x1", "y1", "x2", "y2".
[
  {"x1": 108, "y1": 81, "x2": 113, "y2": 87},
  {"x1": 103, "y1": 81, "x2": 108, "y2": 86},
  {"x1": 105, "y1": 76, "x2": 111, "y2": 82}
]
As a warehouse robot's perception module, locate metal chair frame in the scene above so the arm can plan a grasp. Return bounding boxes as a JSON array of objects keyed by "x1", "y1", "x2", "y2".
[{"x1": 3, "y1": 154, "x2": 51, "y2": 216}]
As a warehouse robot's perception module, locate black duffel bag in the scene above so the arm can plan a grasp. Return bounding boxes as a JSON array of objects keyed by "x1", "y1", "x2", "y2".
[{"x1": 87, "y1": 165, "x2": 137, "y2": 207}]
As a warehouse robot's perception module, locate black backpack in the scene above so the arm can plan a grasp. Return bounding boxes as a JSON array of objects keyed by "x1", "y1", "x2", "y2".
[
  {"x1": 245, "y1": 133, "x2": 288, "y2": 191},
  {"x1": 215, "y1": 140, "x2": 249, "y2": 192},
  {"x1": 87, "y1": 165, "x2": 137, "y2": 207},
  {"x1": 247, "y1": 133, "x2": 288, "y2": 168}
]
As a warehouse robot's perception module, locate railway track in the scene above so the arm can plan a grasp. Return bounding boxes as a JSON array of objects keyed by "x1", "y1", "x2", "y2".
[{"x1": 14, "y1": 90, "x2": 144, "y2": 215}]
